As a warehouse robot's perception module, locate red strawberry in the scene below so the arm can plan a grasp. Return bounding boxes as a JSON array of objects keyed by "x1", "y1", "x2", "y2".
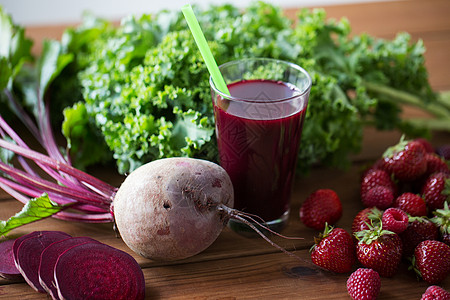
[
  {"x1": 413, "y1": 240, "x2": 450, "y2": 284},
  {"x1": 424, "y1": 153, "x2": 449, "y2": 176},
  {"x1": 347, "y1": 268, "x2": 381, "y2": 300},
  {"x1": 400, "y1": 216, "x2": 438, "y2": 258},
  {"x1": 382, "y1": 137, "x2": 427, "y2": 182},
  {"x1": 299, "y1": 189, "x2": 342, "y2": 231},
  {"x1": 310, "y1": 225, "x2": 355, "y2": 273},
  {"x1": 431, "y1": 202, "x2": 450, "y2": 246},
  {"x1": 362, "y1": 186, "x2": 394, "y2": 209},
  {"x1": 382, "y1": 207, "x2": 408, "y2": 234},
  {"x1": 351, "y1": 207, "x2": 383, "y2": 235},
  {"x1": 421, "y1": 285, "x2": 450, "y2": 300},
  {"x1": 393, "y1": 192, "x2": 427, "y2": 217},
  {"x1": 422, "y1": 172, "x2": 450, "y2": 211},
  {"x1": 415, "y1": 138, "x2": 435, "y2": 153},
  {"x1": 355, "y1": 224, "x2": 403, "y2": 277},
  {"x1": 360, "y1": 168, "x2": 397, "y2": 198}
]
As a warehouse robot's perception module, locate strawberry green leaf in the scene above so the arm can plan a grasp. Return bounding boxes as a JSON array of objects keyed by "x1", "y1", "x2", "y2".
[
  {"x1": 355, "y1": 220, "x2": 395, "y2": 244},
  {"x1": 0, "y1": 193, "x2": 66, "y2": 237},
  {"x1": 432, "y1": 201, "x2": 450, "y2": 235},
  {"x1": 382, "y1": 135, "x2": 408, "y2": 158}
]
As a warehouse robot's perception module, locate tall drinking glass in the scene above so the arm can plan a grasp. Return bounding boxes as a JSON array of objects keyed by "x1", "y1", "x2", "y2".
[{"x1": 210, "y1": 58, "x2": 312, "y2": 233}]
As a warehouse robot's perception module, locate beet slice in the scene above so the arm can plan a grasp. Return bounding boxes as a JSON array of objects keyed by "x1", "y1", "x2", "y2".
[
  {"x1": 12, "y1": 231, "x2": 41, "y2": 258},
  {"x1": 38, "y1": 237, "x2": 100, "y2": 299},
  {"x1": 0, "y1": 239, "x2": 23, "y2": 280},
  {"x1": 55, "y1": 243, "x2": 145, "y2": 300},
  {"x1": 14, "y1": 231, "x2": 71, "y2": 293}
]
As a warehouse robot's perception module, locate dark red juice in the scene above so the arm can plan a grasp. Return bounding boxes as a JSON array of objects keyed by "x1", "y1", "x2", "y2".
[{"x1": 213, "y1": 79, "x2": 307, "y2": 221}]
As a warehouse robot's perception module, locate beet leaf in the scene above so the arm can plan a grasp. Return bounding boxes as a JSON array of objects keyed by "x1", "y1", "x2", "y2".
[{"x1": 0, "y1": 194, "x2": 66, "y2": 237}]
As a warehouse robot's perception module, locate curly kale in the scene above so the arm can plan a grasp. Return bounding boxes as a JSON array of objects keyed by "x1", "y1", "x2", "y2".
[{"x1": 20, "y1": 2, "x2": 445, "y2": 174}]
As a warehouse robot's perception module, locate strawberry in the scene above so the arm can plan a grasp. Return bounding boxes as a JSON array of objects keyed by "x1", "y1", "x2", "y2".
[
  {"x1": 299, "y1": 189, "x2": 342, "y2": 231},
  {"x1": 355, "y1": 224, "x2": 403, "y2": 277},
  {"x1": 424, "y1": 153, "x2": 449, "y2": 176},
  {"x1": 415, "y1": 138, "x2": 435, "y2": 153},
  {"x1": 362, "y1": 186, "x2": 394, "y2": 209},
  {"x1": 393, "y1": 192, "x2": 427, "y2": 217},
  {"x1": 382, "y1": 207, "x2": 408, "y2": 234},
  {"x1": 436, "y1": 144, "x2": 450, "y2": 160},
  {"x1": 351, "y1": 207, "x2": 383, "y2": 235},
  {"x1": 413, "y1": 240, "x2": 450, "y2": 284},
  {"x1": 431, "y1": 202, "x2": 450, "y2": 246},
  {"x1": 421, "y1": 285, "x2": 450, "y2": 300},
  {"x1": 360, "y1": 168, "x2": 397, "y2": 198},
  {"x1": 382, "y1": 137, "x2": 427, "y2": 182},
  {"x1": 310, "y1": 225, "x2": 355, "y2": 273},
  {"x1": 346, "y1": 268, "x2": 381, "y2": 300},
  {"x1": 422, "y1": 172, "x2": 450, "y2": 211},
  {"x1": 399, "y1": 216, "x2": 438, "y2": 258}
]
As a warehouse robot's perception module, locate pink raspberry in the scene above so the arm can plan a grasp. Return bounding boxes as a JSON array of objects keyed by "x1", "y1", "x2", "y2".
[{"x1": 382, "y1": 207, "x2": 409, "y2": 234}]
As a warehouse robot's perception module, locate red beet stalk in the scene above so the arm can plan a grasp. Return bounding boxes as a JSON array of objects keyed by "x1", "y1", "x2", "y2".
[{"x1": 0, "y1": 89, "x2": 116, "y2": 223}]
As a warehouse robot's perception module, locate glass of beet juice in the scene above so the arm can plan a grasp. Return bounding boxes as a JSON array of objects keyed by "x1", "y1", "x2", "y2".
[{"x1": 210, "y1": 58, "x2": 311, "y2": 234}]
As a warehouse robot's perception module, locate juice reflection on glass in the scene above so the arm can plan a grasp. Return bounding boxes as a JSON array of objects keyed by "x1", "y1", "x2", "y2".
[{"x1": 210, "y1": 58, "x2": 312, "y2": 233}]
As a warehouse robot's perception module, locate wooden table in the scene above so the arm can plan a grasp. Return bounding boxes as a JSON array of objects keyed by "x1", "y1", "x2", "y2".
[{"x1": 1, "y1": 0, "x2": 449, "y2": 298}]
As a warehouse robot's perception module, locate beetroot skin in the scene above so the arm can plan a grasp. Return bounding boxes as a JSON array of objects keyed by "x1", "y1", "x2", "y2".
[
  {"x1": 14, "y1": 231, "x2": 71, "y2": 292},
  {"x1": 0, "y1": 239, "x2": 22, "y2": 280},
  {"x1": 54, "y1": 243, "x2": 145, "y2": 300},
  {"x1": 38, "y1": 237, "x2": 100, "y2": 299},
  {"x1": 113, "y1": 157, "x2": 234, "y2": 261}
]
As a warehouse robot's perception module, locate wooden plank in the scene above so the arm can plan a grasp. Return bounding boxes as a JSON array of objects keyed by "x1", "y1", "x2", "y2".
[
  {"x1": 310, "y1": 0, "x2": 450, "y2": 39},
  {"x1": 423, "y1": 38, "x2": 450, "y2": 90},
  {"x1": 144, "y1": 251, "x2": 450, "y2": 299},
  {"x1": 2, "y1": 249, "x2": 447, "y2": 299}
]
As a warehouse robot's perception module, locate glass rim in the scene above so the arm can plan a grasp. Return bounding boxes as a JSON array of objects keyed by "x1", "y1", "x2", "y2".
[{"x1": 209, "y1": 57, "x2": 312, "y2": 104}]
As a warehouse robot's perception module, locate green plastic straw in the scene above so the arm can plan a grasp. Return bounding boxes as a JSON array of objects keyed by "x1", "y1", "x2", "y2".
[{"x1": 182, "y1": 4, "x2": 230, "y2": 95}]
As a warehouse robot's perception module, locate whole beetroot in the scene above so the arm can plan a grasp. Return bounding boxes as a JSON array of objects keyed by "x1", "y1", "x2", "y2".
[{"x1": 113, "y1": 157, "x2": 234, "y2": 261}]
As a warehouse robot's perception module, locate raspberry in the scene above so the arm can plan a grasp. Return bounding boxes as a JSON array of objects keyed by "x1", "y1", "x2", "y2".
[{"x1": 382, "y1": 207, "x2": 408, "y2": 234}]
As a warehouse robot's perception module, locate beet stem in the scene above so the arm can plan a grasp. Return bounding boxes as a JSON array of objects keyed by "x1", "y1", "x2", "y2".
[
  {"x1": 0, "y1": 180, "x2": 31, "y2": 204},
  {"x1": 1, "y1": 88, "x2": 115, "y2": 225},
  {"x1": 0, "y1": 161, "x2": 110, "y2": 207},
  {"x1": 53, "y1": 211, "x2": 113, "y2": 223},
  {"x1": 0, "y1": 139, "x2": 116, "y2": 198},
  {"x1": 3, "y1": 89, "x2": 42, "y2": 144},
  {"x1": 0, "y1": 115, "x2": 97, "y2": 194}
]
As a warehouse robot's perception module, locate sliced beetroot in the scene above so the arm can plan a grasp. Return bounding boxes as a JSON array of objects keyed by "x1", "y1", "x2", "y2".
[
  {"x1": 55, "y1": 243, "x2": 145, "y2": 300},
  {"x1": 12, "y1": 231, "x2": 41, "y2": 259},
  {"x1": 14, "y1": 231, "x2": 71, "y2": 293},
  {"x1": 38, "y1": 237, "x2": 100, "y2": 299},
  {"x1": 0, "y1": 239, "x2": 23, "y2": 280}
]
